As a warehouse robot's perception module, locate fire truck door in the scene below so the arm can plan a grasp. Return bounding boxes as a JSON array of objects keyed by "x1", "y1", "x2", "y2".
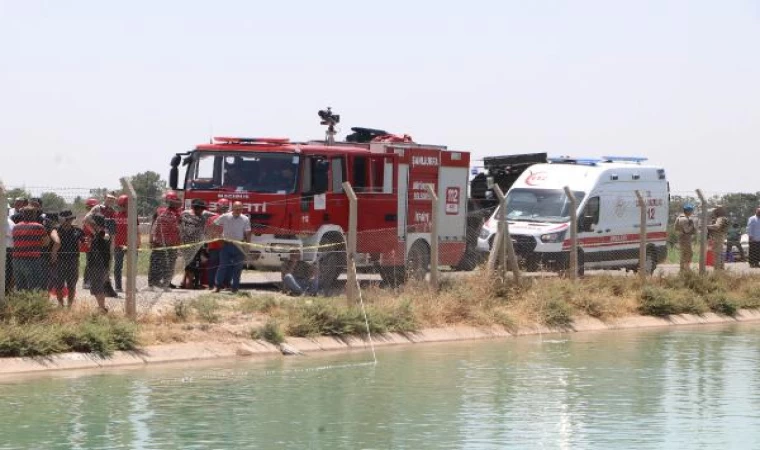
[
  {"x1": 351, "y1": 155, "x2": 398, "y2": 255},
  {"x1": 300, "y1": 156, "x2": 348, "y2": 232}
]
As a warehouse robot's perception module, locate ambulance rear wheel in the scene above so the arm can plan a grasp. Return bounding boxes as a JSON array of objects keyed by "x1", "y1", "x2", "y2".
[
  {"x1": 407, "y1": 240, "x2": 431, "y2": 281},
  {"x1": 577, "y1": 250, "x2": 585, "y2": 277}
]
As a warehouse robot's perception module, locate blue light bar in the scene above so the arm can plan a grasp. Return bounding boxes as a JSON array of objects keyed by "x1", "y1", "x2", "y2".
[
  {"x1": 601, "y1": 156, "x2": 648, "y2": 163},
  {"x1": 548, "y1": 157, "x2": 601, "y2": 166}
]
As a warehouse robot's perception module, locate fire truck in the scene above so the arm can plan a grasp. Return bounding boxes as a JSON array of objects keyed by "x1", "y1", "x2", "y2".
[{"x1": 168, "y1": 109, "x2": 471, "y2": 288}]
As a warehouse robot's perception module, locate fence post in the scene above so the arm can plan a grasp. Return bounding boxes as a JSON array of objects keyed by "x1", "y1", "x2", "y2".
[
  {"x1": 635, "y1": 190, "x2": 647, "y2": 281},
  {"x1": 120, "y1": 177, "x2": 138, "y2": 319},
  {"x1": 425, "y1": 184, "x2": 439, "y2": 291},
  {"x1": 564, "y1": 187, "x2": 578, "y2": 281},
  {"x1": 492, "y1": 185, "x2": 520, "y2": 283},
  {"x1": 0, "y1": 183, "x2": 7, "y2": 304},
  {"x1": 696, "y1": 189, "x2": 708, "y2": 275},
  {"x1": 342, "y1": 182, "x2": 358, "y2": 305}
]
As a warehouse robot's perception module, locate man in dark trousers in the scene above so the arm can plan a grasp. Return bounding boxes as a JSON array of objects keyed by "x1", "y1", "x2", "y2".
[
  {"x1": 88, "y1": 215, "x2": 112, "y2": 313},
  {"x1": 50, "y1": 210, "x2": 85, "y2": 307},
  {"x1": 747, "y1": 208, "x2": 760, "y2": 268}
]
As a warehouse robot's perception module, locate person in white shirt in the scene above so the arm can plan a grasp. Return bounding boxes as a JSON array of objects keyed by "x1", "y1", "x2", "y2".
[
  {"x1": 4, "y1": 217, "x2": 13, "y2": 293},
  {"x1": 213, "y1": 201, "x2": 251, "y2": 293},
  {"x1": 746, "y1": 208, "x2": 760, "y2": 268}
]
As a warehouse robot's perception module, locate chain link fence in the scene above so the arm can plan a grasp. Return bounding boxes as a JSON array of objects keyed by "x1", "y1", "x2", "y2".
[{"x1": 2, "y1": 183, "x2": 760, "y2": 319}]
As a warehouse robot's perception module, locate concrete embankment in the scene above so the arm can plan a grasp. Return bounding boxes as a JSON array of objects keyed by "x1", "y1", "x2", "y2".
[{"x1": 3, "y1": 309, "x2": 760, "y2": 376}]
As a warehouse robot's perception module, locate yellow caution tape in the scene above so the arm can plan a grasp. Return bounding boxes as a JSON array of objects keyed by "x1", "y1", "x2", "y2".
[{"x1": 140, "y1": 239, "x2": 343, "y2": 252}]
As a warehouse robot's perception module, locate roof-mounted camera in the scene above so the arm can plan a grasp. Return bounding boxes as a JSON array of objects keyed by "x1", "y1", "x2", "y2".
[{"x1": 318, "y1": 107, "x2": 340, "y2": 145}]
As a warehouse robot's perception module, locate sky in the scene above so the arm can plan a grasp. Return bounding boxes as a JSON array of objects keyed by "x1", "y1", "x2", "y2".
[{"x1": 1, "y1": 0, "x2": 759, "y2": 195}]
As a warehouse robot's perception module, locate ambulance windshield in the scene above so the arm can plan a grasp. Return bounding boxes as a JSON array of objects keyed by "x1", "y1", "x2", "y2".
[
  {"x1": 503, "y1": 188, "x2": 585, "y2": 223},
  {"x1": 185, "y1": 152, "x2": 300, "y2": 194}
]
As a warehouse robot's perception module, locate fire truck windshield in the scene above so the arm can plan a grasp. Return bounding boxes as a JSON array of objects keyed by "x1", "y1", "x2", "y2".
[
  {"x1": 185, "y1": 152, "x2": 299, "y2": 194},
  {"x1": 503, "y1": 188, "x2": 586, "y2": 223}
]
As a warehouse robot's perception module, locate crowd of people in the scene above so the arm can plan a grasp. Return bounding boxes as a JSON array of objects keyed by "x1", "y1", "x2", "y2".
[
  {"x1": 673, "y1": 204, "x2": 760, "y2": 271},
  {"x1": 2, "y1": 192, "x2": 254, "y2": 312}
]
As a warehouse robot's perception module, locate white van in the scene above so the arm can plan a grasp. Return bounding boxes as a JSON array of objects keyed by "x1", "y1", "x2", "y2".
[{"x1": 476, "y1": 156, "x2": 669, "y2": 274}]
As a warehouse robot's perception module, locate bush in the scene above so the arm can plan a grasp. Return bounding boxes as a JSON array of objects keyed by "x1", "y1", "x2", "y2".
[
  {"x1": 59, "y1": 322, "x2": 114, "y2": 356},
  {"x1": 285, "y1": 298, "x2": 417, "y2": 338},
  {"x1": 0, "y1": 324, "x2": 65, "y2": 357},
  {"x1": 706, "y1": 293, "x2": 738, "y2": 317},
  {"x1": 1, "y1": 290, "x2": 54, "y2": 324},
  {"x1": 192, "y1": 297, "x2": 220, "y2": 323},
  {"x1": 639, "y1": 286, "x2": 678, "y2": 317},
  {"x1": 173, "y1": 300, "x2": 190, "y2": 321},
  {"x1": 259, "y1": 319, "x2": 284, "y2": 345},
  {"x1": 239, "y1": 295, "x2": 279, "y2": 314},
  {"x1": 541, "y1": 298, "x2": 573, "y2": 328}
]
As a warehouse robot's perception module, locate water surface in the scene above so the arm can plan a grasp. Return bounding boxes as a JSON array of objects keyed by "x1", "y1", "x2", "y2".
[{"x1": 2, "y1": 324, "x2": 760, "y2": 449}]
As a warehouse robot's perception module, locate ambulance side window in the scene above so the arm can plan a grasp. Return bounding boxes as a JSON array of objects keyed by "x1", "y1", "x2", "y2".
[
  {"x1": 580, "y1": 197, "x2": 600, "y2": 232},
  {"x1": 331, "y1": 157, "x2": 345, "y2": 193}
]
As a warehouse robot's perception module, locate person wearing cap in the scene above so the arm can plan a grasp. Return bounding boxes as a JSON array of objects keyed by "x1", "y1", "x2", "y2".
[
  {"x1": 88, "y1": 214, "x2": 112, "y2": 313},
  {"x1": 179, "y1": 198, "x2": 213, "y2": 289},
  {"x1": 49, "y1": 210, "x2": 85, "y2": 306},
  {"x1": 205, "y1": 198, "x2": 231, "y2": 290},
  {"x1": 747, "y1": 208, "x2": 760, "y2": 268},
  {"x1": 213, "y1": 201, "x2": 251, "y2": 294},
  {"x1": 707, "y1": 205, "x2": 729, "y2": 271},
  {"x1": 674, "y1": 204, "x2": 696, "y2": 272},
  {"x1": 8, "y1": 197, "x2": 28, "y2": 223},
  {"x1": 11, "y1": 207, "x2": 49, "y2": 291},
  {"x1": 148, "y1": 191, "x2": 182, "y2": 289}
]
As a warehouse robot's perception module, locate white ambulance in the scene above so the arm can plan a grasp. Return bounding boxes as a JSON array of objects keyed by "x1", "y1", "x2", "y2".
[{"x1": 476, "y1": 156, "x2": 669, "y2": 274}]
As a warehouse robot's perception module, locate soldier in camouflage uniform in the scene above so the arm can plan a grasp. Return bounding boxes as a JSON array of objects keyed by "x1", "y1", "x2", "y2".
[
  {"x1": 674, "y1": 204, "x2": 696, "y2": 272},
  {"x1": 707, "y1": 205, "x2": 730, "y2": 271}
]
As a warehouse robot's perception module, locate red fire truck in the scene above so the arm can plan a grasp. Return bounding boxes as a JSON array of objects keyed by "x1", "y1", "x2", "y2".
[{"x1": 168, "y1": 110, "x2": 471, "y2": 288}]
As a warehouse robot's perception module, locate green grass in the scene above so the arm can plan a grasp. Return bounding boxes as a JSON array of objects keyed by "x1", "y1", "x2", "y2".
[{"x1": 0, "y1": 291, "x2": 140, "y2": 357}]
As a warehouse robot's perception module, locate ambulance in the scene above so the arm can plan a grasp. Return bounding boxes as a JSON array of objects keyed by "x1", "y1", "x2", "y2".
[{"x1": 476, "y1": 156, "x2": 669, "y2": 274}]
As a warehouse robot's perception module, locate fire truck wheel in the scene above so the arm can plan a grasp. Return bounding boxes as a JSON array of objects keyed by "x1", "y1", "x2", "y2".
[
  {"x1": 318, "y1": 234, "x2": 346, "y2": 292},
  {"x1": 406, "y1": 240, "x2": 431, "y2": 281},
  {"x1": 379, "y1": 267, "x2": 406, "y2": 288}
]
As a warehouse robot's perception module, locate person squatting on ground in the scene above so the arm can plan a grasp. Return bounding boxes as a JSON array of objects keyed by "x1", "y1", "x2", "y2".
[
  {"x1": 49, "y1": 210, "x2": 85, "y2": 307},
  {"x1": 707, "y1": 205, "x2": 729, "y2": 271},
  {"x1": 747, "y1": 208, "x2": 760, "y2": 268},
  {"x1": 11, "y1": 207, "x2": 49, "y2": 291},
  {"x1": 180, "y1": 199, "x2": 213, "y2": 289},
  {"x1": 205, "y1": 198, "x2": 231, "y2": 290},
  {"x1": 281, "y1": 250, "x2": 319, "y2": 296},
  {"x1": 149, "y1": 191, "x2": 182, "y2": 289},
  {"x1": 726, "y1": 222, "x2": 745, "y2": 262},
  {"x1": 213, "y1": 201, "x2": 251, "y2": 294},
  {"x1": 88, "y1": 215, "x2": 112, "y2": 313},
  {"x1": 674, "y1": 204, "x2": 696, "y2": 272}
]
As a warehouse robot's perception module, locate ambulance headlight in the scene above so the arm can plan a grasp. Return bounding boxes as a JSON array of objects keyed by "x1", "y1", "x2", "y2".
[
  {"x1": 540, "y1": 231, "x2": 566, "y2": 243},
  {"x1": 479, "y1": 228, "x2": 490, "y2": 239}
]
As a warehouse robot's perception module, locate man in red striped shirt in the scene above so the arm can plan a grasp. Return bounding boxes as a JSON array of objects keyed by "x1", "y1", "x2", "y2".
[{"x1": 12, "y1": 207, "x2": 49, "y2": 291}]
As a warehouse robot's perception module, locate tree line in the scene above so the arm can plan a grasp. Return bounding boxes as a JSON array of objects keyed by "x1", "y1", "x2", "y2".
[{"x1": 6, "y1": 171, "x2": 166, "y2": 218}]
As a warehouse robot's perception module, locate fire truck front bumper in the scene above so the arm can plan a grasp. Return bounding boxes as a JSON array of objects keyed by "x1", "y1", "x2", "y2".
[{"x1": 245, "y1": 239, "x2": 303, "y2": 271}]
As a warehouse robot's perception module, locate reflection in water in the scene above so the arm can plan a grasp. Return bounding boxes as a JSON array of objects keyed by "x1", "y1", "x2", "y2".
[{"x1": 1, "y1": 324, "x2": 760, "y2": 449}]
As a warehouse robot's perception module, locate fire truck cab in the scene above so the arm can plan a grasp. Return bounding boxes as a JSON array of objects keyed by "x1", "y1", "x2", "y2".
[{"x1": 169, "y1": 125, "x2": 471, "y2": 288}]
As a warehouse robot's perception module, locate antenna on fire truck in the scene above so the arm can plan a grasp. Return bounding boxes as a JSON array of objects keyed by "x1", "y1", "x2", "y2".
[{"x1": 318, "y1": 107, "x2": 340, "y2": 145}]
